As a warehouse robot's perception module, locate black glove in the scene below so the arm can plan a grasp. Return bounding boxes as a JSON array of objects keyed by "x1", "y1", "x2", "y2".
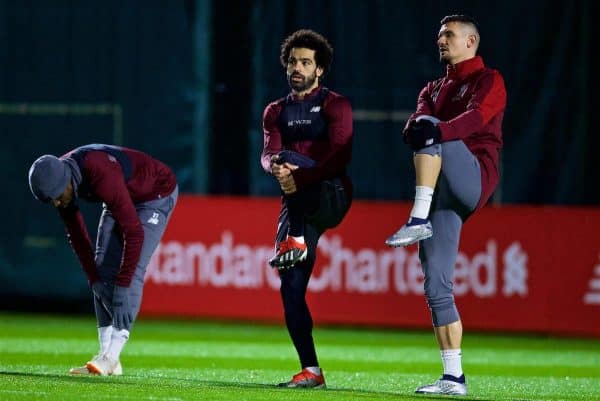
[
  {"x1": 112, "y1": 285, "x2": 133, "y2": 330},
  {"x1": 404, "y1": 119, "x2": 442, "y2": 150},
  {"x1": 402, "y1": 119, "x2": 416, "y2": 145},
  {"x1": 92, "y1": 281, "x2": 112, "y2": 308}
]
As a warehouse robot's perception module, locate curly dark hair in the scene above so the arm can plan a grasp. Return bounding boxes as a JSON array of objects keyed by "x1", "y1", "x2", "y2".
[{"x1": 280, "y1": 29, "x2": 333, "y2": 74}]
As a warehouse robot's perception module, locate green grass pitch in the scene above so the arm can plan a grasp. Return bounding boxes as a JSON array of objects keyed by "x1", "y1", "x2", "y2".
[{"x1": 1, "y1": 312, "x2": 599, "y2": 401}]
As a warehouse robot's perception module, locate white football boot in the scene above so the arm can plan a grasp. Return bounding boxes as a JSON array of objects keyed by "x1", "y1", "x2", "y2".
[
  {"x1": 85, "y1": 353, "x2": 123, "y2": 376},
  {"x1": 415, "y1": 376, "x2": 467, "y2": 395},
  {"x1": 68, "y1": 364, "x2": 93, "y2": 375},
  {"x1": 385, "y1": 220, "x2": 433, "y2": 247},
  {"x1": 69, "y1": 354, "x2": 102, "y2": 375}
]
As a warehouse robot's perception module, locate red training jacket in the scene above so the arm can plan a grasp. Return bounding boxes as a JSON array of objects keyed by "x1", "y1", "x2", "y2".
[{"x1": 407, "y1": 55, "x2": 507, "y2": 209}]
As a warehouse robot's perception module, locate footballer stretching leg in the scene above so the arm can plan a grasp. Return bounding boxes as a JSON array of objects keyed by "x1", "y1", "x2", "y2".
[{"x1": 28, "y1": 144, "x2": 178, "y2": 377}]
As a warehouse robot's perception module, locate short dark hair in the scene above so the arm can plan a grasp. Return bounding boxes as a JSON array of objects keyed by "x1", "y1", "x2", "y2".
[
  {"x1": 440, "y1": 14, "x2": 480, "y2": 36},
  {"x1": 280, "y1": 29, "x2": 333, "y2": 74}
]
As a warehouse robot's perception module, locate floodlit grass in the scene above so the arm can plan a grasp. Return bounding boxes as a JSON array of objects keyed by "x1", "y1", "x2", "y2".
[{"x1": 1, "y1": 312, "x2": 599, "y2": 400}]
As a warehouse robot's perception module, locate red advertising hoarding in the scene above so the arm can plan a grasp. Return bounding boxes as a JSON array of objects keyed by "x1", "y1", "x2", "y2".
[{"x1": 141, "y1": 196, "x2": 600, "y2": 336}]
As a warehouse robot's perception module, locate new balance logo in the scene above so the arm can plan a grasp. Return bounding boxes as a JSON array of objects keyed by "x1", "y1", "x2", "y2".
[
  {"x1": 147, "y1": 212, "x2": 160, "y2": 225},
  {"x1": 310, "y1": 106, "x2": 321, "y2": 112},
  {"x1": 452, "y1": 84, "x2": 469, "y2": 101},
  {"x1": 583, "y1": 257, "x2": 600, "y2": 305}
]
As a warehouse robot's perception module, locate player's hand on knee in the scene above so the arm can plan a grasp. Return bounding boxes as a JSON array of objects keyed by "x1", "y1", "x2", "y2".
[
  {"x1": 91, "y1": 281, "x2": 112, "y2": 305},
  {"x1": 404, "y1": 119, "x2": 441, "y2": 150},
  {"x1": 112, "y1": 285, "x2": 133, "y2": 329},
  {"x1": 402, "y1": 119, "x2": 417, "y2": 145}
]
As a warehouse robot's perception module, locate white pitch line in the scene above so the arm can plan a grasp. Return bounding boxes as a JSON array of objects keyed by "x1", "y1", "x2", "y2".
[{"x1": 0, "y1": 390, "x2": 49, "y2": 396}]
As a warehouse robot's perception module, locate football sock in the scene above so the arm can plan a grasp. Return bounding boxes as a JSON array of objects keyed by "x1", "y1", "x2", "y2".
[
  {"x1": 407, "y1": 216, "x2": 429, "y2": 226},
  {"x1": 304, "y1": 366, "x2": 321, "y2": 375},
  {"x1": 409, "y1": 186, "x2": 434, "y2": 220},
  {"x1": 441, "y1": 348, "x2": 463, "y2": 378},
  {"x1": 98, "y1": 326, "x2": 113, "y2": 354},
  {"x1": 442, "y1": 374, "x2": 466, "y2": 383},
  {"x1": 108, "y1": 328, "x2": 129, "y2": 360}
]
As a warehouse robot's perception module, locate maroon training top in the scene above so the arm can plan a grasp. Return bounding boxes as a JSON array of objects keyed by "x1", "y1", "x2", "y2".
[
  {"x1": 261, "y1": 86, "x2": 353, "y2": 191},
  {"x1": 406, "y1": 56, "x2": 507, "y2": 209},
  {"x1": 58, "y1": 147, "x2": 176, "y2": 287}
]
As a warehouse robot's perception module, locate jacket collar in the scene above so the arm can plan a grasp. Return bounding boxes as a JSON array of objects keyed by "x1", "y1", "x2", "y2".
[{"x1": 446, "y1": 56, "x2": 484, "y2": 80}]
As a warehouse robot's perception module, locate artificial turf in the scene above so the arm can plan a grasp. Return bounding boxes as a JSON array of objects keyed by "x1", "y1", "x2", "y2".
[{"x1": 1, "y1": 312, "x2": 598, "y2": 401}]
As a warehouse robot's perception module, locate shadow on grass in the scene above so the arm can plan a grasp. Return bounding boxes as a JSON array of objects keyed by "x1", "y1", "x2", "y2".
[
  {"x1": 0, "y1": 370, "x2": 526, "y2": 401},
  {"x1": 169, "y1": 378, "x2": 528, "y2": 401},
  {"x1": 0, "y1": 370, "x2": 137, "y2": 386},
  {"x1": 129, "y1": 374, "x2": 509, "y2": 401}
]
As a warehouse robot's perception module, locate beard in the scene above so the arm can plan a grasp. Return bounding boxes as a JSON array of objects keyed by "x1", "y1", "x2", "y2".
[
  {"x1": 439, "y1": 50, "x2": 451, "y2": 64},
  {"x1": 287, "y1": 70, "x2": 318, "y2": 92}
]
